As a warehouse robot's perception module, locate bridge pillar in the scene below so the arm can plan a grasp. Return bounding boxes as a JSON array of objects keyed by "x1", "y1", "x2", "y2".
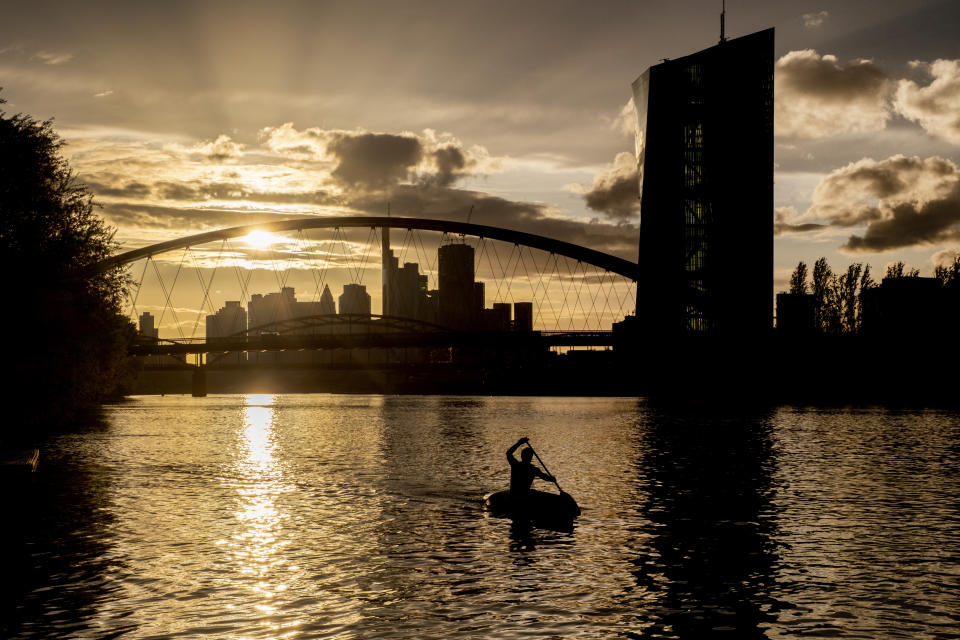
[{"x1": 191, "y1": 366, "x2": 207, "y2": 397}]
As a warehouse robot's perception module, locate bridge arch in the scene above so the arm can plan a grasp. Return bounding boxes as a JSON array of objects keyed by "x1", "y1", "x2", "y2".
[{"x1": 95, "y1": 216, "x2": 639, "y2": 280}]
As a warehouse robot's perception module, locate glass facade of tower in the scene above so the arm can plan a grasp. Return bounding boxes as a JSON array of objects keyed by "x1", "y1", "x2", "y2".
[{"x1": 632, "y1": 28, "x2": 774, "y2": 336}]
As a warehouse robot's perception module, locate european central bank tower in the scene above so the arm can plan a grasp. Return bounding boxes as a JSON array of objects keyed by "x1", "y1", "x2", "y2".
[{"x1": 632, "y1": 28, "x2": 773, "y2": 336}]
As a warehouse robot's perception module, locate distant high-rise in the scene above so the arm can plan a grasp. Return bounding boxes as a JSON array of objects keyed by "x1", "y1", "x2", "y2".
[
  {"x1": 339, "y1": 283, "x2": 372, "y2": 316},
  {"x1": 632, "y1": 28, "x2": 774, "y2": 335},
  {"x1": 206, "y1": 301, "x2": 246, "y2": 338},
  {"x1": 248, "y1": 287, "x2": 296, "y2": 332},
  {"x1": 438, "y1": 243, "x2": 478, "y2": 329},
  {"x1": 319, "y1": 284, "x2": 336, "y2": 315},
  {"x1": 206, "y1": 301, "x2": 247, "y2": 363},
  {"x1": 513, "y1": 302, "x2": 533, "y2": 332},
  {"x1": 138, "y1": 311, "x2": 159, "y2": 339}
]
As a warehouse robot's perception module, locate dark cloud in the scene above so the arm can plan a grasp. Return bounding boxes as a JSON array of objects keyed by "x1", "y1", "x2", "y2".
[
  {"x1": 578, "y1": 152, "x2": 640, "y2": 223},
  {"x1": 801, "y1": 155, "x2": 960, "y2": 252},
  {"x1": 843, "y1": 182, "x2": 960, "y2": 251},
  {"x1": 773, "y1": 207, "x2": 827, "y2": 236},
  {"x1": 427, "y1": 145, "x2": 468, "y2": 187},
  {"x1": 327, "y1": 132, "x2": 422, "y2": 189}
]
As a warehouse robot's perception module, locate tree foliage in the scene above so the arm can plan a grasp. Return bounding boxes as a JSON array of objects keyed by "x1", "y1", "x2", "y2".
[
  {"x1": 805, "y1": 257, "x2": 879, "y2": 333},
  {"x1": 1, "y1": 94, "x2": 134, "y2": 428},
  {"x1": 934, "y1": 256, "x2": 960, "y2": 289},
  {"x1": 789, "y1": 261, "x2": 808, "y2": 295}
]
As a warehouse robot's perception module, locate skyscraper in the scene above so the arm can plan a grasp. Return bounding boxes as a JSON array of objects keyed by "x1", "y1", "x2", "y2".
[
  {"x1": 632, "y1": 28, "x2": 774, "y2": 336},
  {"x1": 319, "y1": 284, "x2": 336, "y2": 315},
  {"x1": 138, "y1": 311, "x2": 159, "y2": 339},
  {"x1": 339, "y1": 284, "x2": 371, "y2": 316},
  {"x1": 438, "y1": 243, "x2": 478, "y2": 330}
]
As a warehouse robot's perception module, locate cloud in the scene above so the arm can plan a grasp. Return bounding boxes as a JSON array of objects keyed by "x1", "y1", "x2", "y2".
[
  {"x1": 775, "y1": 50, "x2": 892, "y2": 138},
  {"x1": 67, "y1": 122, "x2": 636, "y2": 266},
  {"x1": 802, "y1": 11, "x2": 829, "y2": 28},
  {"x1": 569, "y1": 152, "x2": 640, "y2": 222},
  {"x1": 167, "y1": 134, "x2": 246, "y2": 162},
  {"x1": 327, "y1": 131, "x2": 422, "y2": 188},
  {"x1": 801, "y1": 155, "x2": 960, "y2": 252},
  {"x1": 608, "y1": 98, "x2": 637, "y2": 139},
  {"x1": 773, "y1": 206, "x2": 827, "y2": 236},
  {"x1": 33, "y1": 50, "x2": 73, "y2": 65},
  {"x1": 894, "y1": 59, "x2": 960, "y2": 145},
  {"x1": 259, "y1": 123, "x2": 498, "y2": 190},
  {"x1": 931, "y1": 247, "x2": 960, "y2": 269},
  {"x1": 87, "y1": 180, "x2": 152, "y2": 199}
]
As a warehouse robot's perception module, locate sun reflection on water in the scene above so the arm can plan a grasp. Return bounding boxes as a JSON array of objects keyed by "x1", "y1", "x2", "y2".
[{"x1": 226, "y1": 394, "x2": 299, "y2": 632}]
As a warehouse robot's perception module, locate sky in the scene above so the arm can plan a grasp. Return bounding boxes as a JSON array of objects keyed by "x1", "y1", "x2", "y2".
[{"x1": 3, "y1": 0, "x2": 960, "y2": 306}]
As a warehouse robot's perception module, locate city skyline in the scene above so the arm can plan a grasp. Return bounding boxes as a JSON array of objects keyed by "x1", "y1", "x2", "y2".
[{"x1": 2, "y1": 1, "x2": 959, "y2": 296}]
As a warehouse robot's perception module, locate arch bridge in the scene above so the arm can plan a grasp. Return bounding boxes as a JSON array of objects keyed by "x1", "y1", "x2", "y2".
[{"x1": 101, "y1": 216, "x2": 639, "y2": 364}]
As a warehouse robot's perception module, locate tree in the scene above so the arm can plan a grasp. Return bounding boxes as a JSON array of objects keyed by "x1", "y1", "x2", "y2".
[
  {"x1": 1, "y1": 94, "x2": 134, "y2": 428},
  {"x1": 789, "y1": 261, "x2": 808, "y2": 294},
  {"x1": 857, "y1": 264, "x2": 876, "y2": 331},
  {"x1": 839, "y1": 263, "x2": 863, "y2": 333},
  {"x1": 934, "y1": 256, "x2": 960, "y2": 288},
  {"x1": 812, "y1": 257, "x2": 833, "y2": 331},
  {"x1": 886, "y1": 261, "x2": 919, "y2": 279}
]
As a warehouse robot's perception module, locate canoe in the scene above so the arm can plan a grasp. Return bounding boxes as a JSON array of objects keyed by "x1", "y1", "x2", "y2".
[{"x1": 483, "y1": 489, "x2": 581, "y2": 522}]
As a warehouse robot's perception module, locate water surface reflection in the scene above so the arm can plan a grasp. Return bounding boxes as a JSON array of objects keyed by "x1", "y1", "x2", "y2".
[
  {"x1": 628, "y1": 405, "x2": 784, "y2": 638},
  {"x1": 4, "y1": 396, "x2": 959, "y2": 638}
]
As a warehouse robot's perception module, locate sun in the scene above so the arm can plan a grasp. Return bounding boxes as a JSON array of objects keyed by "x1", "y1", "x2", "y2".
[{"x1": 243, "y1": 230, "x2": 280, "y2": 249}]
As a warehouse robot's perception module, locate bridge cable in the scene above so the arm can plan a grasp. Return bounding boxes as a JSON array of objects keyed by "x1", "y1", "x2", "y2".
[
  {"x1": 548, "y1": 252, "x2": 566, "y2": 331},
  {"x1": 488, "y1": 238, "x2": 509, "y2": 304},
  {"x1": 188, "y1": 239, "x2": 227, "y2": 339},
  {"x1": 535, "y1": 248, "x2": 562, "y2": 331},
  {"x1": 127, "y1": 255, "x2": 152, "y2": 324},
  {"x1": 413, "y1": 229, "x2": 439, "y2": 287},
  {"x1": 299, "y1": 229, "x2": 331, "y2": 307},
  {"x1": 332, "y1": 226, "x2": 355, "y2": 286},
  {"x1": 516, "y1": 245, "x2": 545, "y2": 330},
  {"x1": 153, "y1": 246, "x2": 189, "y2": 341},
  {"x1": 596, "y1": 268, "x2": 616, "y2": 334},
  {"x1": 587, "y1": 262, "x2": 603, "y2": 330},
  {"x1": 553, "y1": 253, "x2": 574, "y2": 332},
  {"x1": 356, "y1": 226, "x2": 379, "y2": 286},
  {"x1": 225, "y1": 237, "x2": 254, "y2": 314},
  {"x1": 569, "y1": 260, "x2": 588, "y2": 332}
]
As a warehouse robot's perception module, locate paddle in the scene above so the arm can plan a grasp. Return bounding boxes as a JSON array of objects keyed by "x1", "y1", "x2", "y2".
[{"x1": 526, "y1": 441, "x2": 565, "y2": 494}]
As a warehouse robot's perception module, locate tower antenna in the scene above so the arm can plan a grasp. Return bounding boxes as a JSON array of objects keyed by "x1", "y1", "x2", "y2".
[{"x1": 720, "y1": 0, "x2": 726, "y2": 43}]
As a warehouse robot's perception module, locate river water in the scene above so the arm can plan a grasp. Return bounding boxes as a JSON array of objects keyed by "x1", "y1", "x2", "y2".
[{"x1": 3, "y1": 395, "x2": 959, "y2": 639}]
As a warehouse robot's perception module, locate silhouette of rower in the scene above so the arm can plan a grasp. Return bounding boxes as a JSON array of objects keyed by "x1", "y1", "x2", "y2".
[{"x1": 507, "y1": 437, "x2": 555, "y2": 495}]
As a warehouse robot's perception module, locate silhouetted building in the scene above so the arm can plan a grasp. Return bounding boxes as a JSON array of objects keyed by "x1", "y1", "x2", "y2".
[
  {"x1": 138, "y1": 311, "x2": 159, "y2": 339},
  {"x1": 438, "y1": 242, "x2": 478, "y2": 329},
  {"x1": 319, "y1": 284, "x2": 336, "y2": 315},
  {"x1": 632, "y1": 28, "x2": 774, "y2": 336},
  {"x1": 776, "y1": 293, "x2": 815, "y2": 334},
  {"x1": 206, "y1": 301, "x2": 246, "y2": 338},
  {"x1": 206, "y1": 301, "x2": 247, "y2": 363},
  {"x1": 861, "y1": 277, "x2": 943, "y2": 335},
  {"x1": 396, "y1": 262, "x2": 430, "y2": 321},
  {"x1": 514, "y1": 302, "x2": 533, "y2": 331},
  {"x1": 248, "y1": 287, "x2": 297, "y2": 333},
  {"x1": 382, "y1": 226, "x2": 401, "y2": 317},
  {"x1": 482, "y1": 302, "x2": 512, "y2": 331},
  {"x1": 339, "y1": 283, "x2": 372, "y2": 316}
]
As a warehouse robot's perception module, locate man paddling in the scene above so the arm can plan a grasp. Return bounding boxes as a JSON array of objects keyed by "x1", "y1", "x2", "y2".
[{"x1": 506, "y1": 437, "x2": 555, "y2": 496}]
